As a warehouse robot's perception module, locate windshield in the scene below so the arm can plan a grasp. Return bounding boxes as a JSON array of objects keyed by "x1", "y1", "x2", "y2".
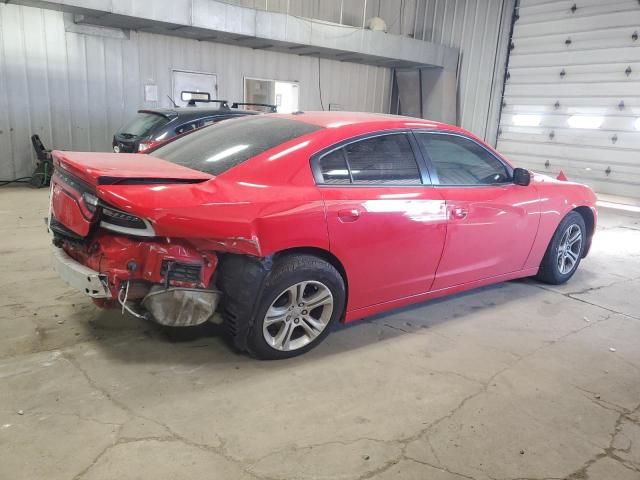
[
  {"x1": 151, "y1": 116, "x2": 321, "y2": 176},
  {"x1": 118, "y1": 112, "x2": 170, "y2": 137}
]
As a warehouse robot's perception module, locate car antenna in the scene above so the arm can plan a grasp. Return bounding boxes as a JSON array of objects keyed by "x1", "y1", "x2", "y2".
[{"x1": 167, "y1": 95, "x2": 178, "y2": 108}]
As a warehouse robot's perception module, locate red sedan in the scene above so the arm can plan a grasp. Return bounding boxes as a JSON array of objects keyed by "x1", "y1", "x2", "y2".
[{"x1": 49, "y1": 112, "x2": 597, "y2": 359}]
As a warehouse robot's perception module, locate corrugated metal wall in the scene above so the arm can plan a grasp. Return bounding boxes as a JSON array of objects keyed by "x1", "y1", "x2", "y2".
[
  {"x1": 226, "y1": 0, "x2": 514, "y2": 140},
  {"x1": 0, "y1": 3, "x2": 390, "y2": 179},
  {"x1": 0, "y1": 1, "x2": 511, "y2": 180}
]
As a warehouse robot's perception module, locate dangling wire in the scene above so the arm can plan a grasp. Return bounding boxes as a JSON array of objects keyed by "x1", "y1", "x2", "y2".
[
  {"x1": 117, "y1": 281, "x2": 146, "y2": 319},
  {"x1": 120, "y1": 281, "x2": 130, "y2": 315},
  {"x1": 0, "y1": 177, "x2": 32, "y2": 187}
]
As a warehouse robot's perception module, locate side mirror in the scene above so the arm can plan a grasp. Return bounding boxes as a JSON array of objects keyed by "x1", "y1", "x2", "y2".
[{"x1": 513, "y1": 167, "x2": 531, "y2": 186}]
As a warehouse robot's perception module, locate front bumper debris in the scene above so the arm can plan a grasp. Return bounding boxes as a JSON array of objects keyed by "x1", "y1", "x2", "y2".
[{"x1": 51, "y1": 246, "x2": 111, "y2": 298}]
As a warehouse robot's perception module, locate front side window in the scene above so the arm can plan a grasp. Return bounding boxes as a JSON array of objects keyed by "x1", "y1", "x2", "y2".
[
  {"x1": 152, "y1": 116, "x2": 321, "y2": 176},
  {"x1": 415, "y1": 133, "x2": 511, "y2": 186},
  {"x1": 317, "y1": 133, "x2": 422, "y2": 185}
]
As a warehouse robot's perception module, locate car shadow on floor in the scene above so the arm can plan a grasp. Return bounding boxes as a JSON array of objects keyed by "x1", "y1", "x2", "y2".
[{"x1": 76, "y1": 277, "x2": 549, "y2": 368}]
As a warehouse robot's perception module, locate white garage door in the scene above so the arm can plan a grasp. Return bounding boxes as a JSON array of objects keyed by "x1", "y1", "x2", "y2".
[{"x1": 496, "y1": 0, "x2": 640, "y2": 198}]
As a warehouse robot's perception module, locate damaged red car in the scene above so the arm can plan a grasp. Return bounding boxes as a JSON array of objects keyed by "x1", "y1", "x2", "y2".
[{"x1": 49, "y1": 112, "x2": 597, "y2": 359}]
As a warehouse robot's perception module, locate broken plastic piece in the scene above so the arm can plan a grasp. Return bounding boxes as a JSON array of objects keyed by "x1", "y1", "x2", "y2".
[{"x1": 143, "y1": 287, "x2": 221, "y2": 327}]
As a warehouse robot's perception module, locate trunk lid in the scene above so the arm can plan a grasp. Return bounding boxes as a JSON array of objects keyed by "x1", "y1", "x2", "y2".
[
  {"x1": 50, "y1": 151, "x2": 213, "y2": 238},
  {"x1": 53, "y1": 151, "x2": 213, "y2": 185}
]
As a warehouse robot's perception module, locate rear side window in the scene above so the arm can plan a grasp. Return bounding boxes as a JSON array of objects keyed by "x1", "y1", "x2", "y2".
[
  {"x1": 199, "y1": 117, "x2": 221, "y2": 127},
  {"x1": 152, "y1": 116, "x2": 321, "y2": 176},
  {"x1": 319, "y1": 150, "x2": 351, "y2": 184},
  {"x1": 175, "y1": 122, "x2": 199, "y2": 135},
  {"x1": 117, "y1": 113, "x2": 169, "y2": 138},
  {"x1": 317, "y1": 133, "x2": 422, "y2": 185}
]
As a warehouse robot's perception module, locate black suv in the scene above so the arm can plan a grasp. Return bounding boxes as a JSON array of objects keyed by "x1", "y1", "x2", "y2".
[{"x1": 112, "y1": 101, "x2": 273, "y2": 153}]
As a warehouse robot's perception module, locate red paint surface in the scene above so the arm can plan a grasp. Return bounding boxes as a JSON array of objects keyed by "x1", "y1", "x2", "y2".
[
  {"x1": 51, "y1": 183, "x2": 93, "y2": 236},
  {"x1": 50, "y1": 112, "x2": 597, "y2": 321}
]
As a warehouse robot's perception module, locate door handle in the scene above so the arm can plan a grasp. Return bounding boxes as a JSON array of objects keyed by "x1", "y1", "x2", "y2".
[
  {"x1": 450, "y1": 206, "x2": 468, "y2": 220},
  {"x1": 338, "y1": 208, "x2": 361, "y2": 222}
]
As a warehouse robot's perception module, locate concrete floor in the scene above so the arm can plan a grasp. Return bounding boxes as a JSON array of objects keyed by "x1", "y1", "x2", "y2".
[{"x1": 1, "y1": 187, "x2": 639, "y2": 480}]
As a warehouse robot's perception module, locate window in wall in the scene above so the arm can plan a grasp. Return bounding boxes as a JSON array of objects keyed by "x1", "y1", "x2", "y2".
[
  {"x1": 244, "y1": 77, "x2": 300, "y2": 113},
  {"x1": 415, "y1": 133, "x2": 511, "y2": 185}
]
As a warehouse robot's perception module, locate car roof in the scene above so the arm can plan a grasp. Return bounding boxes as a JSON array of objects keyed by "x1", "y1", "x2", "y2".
[
  {"x1": 272, "y1": 110, "x2": 461, "y2": 132},
  {"x1": 139, "y1": 107, "x2": 259, "y2": 121}
]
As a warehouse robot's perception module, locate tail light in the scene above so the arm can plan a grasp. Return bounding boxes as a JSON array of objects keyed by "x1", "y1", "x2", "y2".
[
  {"x1": 138, "y1": 141, "x2": 154, "y2": 152},
  {"x1": 100, "y1": 205, "x2": 156, "y2": 237},
  {"x1": 138, "y1": 139, "x2": 165, "y2": 152},
  {"x1": 81, "y1": 192, "x2": 99, "y2": 214}
]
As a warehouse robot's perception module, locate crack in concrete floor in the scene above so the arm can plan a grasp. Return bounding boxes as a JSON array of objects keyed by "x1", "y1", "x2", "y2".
[{"x1": 60, "y1": 308, "x2": 626, "y2": 480}]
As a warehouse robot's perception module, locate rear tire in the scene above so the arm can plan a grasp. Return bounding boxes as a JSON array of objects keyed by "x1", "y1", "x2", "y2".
[
  {"x1": 246, "y1": 254, "x2": 345, "y2": 360},
  {"x1": 536, "y1": 211, "x2": 586, "y2": 285}
]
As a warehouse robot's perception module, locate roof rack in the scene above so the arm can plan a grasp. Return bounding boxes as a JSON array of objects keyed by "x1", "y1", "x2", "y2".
[
  {"x1": 186, "y1": 98, "x2": 230, "y2": 109},
  {"x1": 180, "y1": 91, "x2": 229, "y2": 109},
  {"x1": 231, "y1": 102, "x2": 277, "y2": 113}
]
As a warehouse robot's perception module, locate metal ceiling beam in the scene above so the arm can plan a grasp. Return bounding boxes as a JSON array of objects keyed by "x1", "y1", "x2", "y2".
[{"x1": 9, "y1": 0, "x2": 458, "y2": 70}]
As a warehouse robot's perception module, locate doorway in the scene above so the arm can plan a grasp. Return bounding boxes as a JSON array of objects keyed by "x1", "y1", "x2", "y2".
[{"x1": 244, "y1": 77, "x2": 300, "y2": 113}]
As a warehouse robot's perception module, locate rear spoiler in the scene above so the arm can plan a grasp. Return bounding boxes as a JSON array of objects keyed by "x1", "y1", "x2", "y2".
[
  {"x1": 231, "y1": 102, "x2": 277, "y2": 113},
  {"x1": 138, "y1": 109, "x2": 178, "y2": 120}
]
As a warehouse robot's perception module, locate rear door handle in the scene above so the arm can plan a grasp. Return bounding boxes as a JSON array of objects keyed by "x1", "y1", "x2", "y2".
[
  {"x1": 338, "y1": 208, "x2": 361, "y2": 222},
  {"x1": 450, "y1": 206, "x2": 468, "y2": 220}
]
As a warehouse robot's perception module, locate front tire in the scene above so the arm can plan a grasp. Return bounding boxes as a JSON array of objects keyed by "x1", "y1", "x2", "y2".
[
  {"x1": 246, "y1": 254, "x2": 346, "y2": 360},
  {"x1": 536, "y1": 211, "x2": 586, "y2": 285}
]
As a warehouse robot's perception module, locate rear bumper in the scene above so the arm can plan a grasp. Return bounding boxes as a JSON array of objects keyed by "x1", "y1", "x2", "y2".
[
  {"x1": 51, "y1": 246, "x2": 112, "y2": 298},
  {"x1": 51, "y1": 244, "x2": 222, "y2": 326}
]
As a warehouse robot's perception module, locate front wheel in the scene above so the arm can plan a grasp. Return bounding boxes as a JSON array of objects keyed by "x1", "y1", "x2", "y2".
[
  {"x1": 246, "y1": 254, "x2": 346, "y2": 359},
  {"x1": 536, "y1": 211, "x2": 586, "y2": 285}
]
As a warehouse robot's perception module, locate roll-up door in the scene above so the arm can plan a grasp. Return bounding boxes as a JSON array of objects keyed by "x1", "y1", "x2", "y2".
[{"x1": 496, "y1": 0, "x2": 640, "y2": 198}]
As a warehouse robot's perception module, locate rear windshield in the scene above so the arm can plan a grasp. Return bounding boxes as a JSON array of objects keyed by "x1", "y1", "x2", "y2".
[
  {"x1": 151, "y1": 116, "x2": 321, "y2": 175},
  {"x1": 118, "y1": 112, "x2": 170, "y2": 137}
]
